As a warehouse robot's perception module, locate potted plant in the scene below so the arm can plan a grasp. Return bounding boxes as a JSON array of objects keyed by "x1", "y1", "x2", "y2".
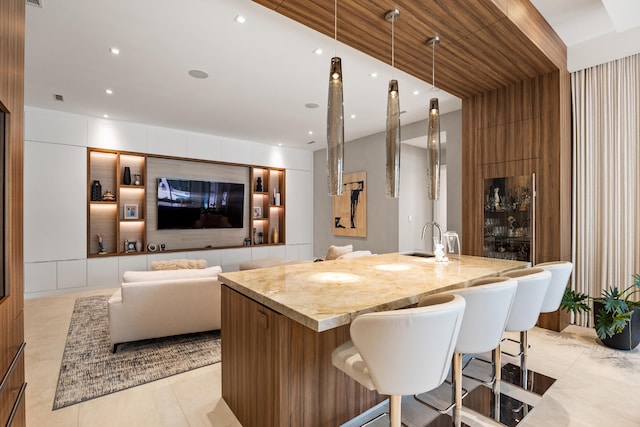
[{"x1": 560, "y1": 273, "x2": 640, "y2": 350}]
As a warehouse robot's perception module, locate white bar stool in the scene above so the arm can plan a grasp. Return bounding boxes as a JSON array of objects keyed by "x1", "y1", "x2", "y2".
[
  {"x1": 331, "y1": 294, "x2": 466, "y2": 427},
  {"x1": 537, "y1": 261, "x2": 574, "y2": 313},
  {"x1": 500, "y1": 267, "x2": 552, "y2": 392},
  {"x1": 415, "y1": 277, "x2": 517, "y2": 426}
]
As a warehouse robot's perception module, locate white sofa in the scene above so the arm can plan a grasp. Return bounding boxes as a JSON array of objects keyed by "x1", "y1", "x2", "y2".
[{"x1": 108, "y1": 266, "x2": 222, "y2": 352}]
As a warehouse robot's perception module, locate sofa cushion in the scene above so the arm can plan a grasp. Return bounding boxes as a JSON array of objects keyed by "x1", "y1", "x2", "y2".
[
  {"x1": 151, "y1": 258, "x2": 207, "y2": 271},
  {"x1": 325, "y1": 244, "x2": 353, "y2": 260},
  {"x1": 337, "y1": 250, "x2": 373, "y2": 260},
  {"x1": 123, "y1": 266, "x2": 222, "y2": 283}
]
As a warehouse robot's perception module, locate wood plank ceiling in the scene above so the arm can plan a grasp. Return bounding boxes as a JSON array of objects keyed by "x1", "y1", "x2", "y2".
[{"x1": 253, "y1": 0, "x2": 566, "y2": 98}]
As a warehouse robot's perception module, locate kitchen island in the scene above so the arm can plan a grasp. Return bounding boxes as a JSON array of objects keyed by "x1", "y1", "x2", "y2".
[{"x1": 219, "y1": 253, "x2": 527, "y2": 427}]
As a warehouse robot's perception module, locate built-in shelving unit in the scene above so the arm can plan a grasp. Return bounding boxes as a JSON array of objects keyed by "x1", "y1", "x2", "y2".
[
  {"x1": 88, "y1": 148, "x2": 286, "y2": 256},
  {"x1": 87, "y1": 149, "x2": 147, "y2": 257},
  {"x1": 250, "y1": 167, "x2": 285, "y2": 246}
]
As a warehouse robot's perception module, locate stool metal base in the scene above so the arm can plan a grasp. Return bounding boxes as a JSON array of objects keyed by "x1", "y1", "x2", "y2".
[
  {"x1": 463, "y1": 385, "x2": 533, "y2": 427},
  {"x1": 501, "y1": 363, "x2": 556, "y2": 395}
]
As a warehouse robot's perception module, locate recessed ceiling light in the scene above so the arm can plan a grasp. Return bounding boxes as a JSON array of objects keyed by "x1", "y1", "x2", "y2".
[
  {"x1": 105, "y1": 89, "x2": 113, "y2": 95},
  {"x1": 109, "y1": 47, "x2": 120, "y2": 55},
  {"x1": 234, "y1": 15, "x2": 246, "y2": 24},
  {"x1": 412, "y1": 90, "x2": 420, "y2": 95},
  {"x1": 103, "y1": 114, "x2": 109, "y2": 118},
  {"x1": 350, "y1": 114, "x2": 356, "y2": 119},
  {"x1": 277, "y1": 143, "x2": 282, "y2": 146},
  {"x1": 305, "y1": 102, "x2": 319, "y2": 109},
  {"x1": 369, "y1": 72, "x2": 378, "y2": 78},
  {"x1": 312, "y1": 48, "x2": 323, "y2": 55},
  {"x1": 308, "y1": 130, "x2": 313, "y2": 135},
  {"x1": 188, "y1": 69, "x2": 209, "y2": 79}
]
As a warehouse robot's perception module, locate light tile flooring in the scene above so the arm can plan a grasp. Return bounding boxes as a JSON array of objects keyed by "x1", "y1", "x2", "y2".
[{"x1": 25, "y1": 289, "x2": 640, "y2": 427}]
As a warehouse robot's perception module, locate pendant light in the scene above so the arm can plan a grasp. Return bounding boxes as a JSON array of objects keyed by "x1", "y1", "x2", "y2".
[
  {"x1": 327, "y1": 0, "x2": 344, "y2": 196},
  {"x1": 426, "y1": 36, "x2": 441, "y2": 201},
  {"x1": 385, "y1": 9, "x2": 401, "y2": 198}
]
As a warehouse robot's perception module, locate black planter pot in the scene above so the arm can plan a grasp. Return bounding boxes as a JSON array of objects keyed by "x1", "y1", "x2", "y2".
[{"x1": 594, "y1": 302, "x2": 640, "y2": 350}]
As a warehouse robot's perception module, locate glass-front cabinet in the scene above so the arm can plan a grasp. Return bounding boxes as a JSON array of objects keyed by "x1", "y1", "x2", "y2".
[{"x1": 483, "y1": 174, "x2": 535, "y2": 262}]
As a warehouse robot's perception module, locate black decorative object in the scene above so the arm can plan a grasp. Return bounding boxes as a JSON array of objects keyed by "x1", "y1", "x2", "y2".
[
  {"x1": 255, "y1": 177, "x2": 263, "y2": 192},
  {"x1": 91, "y1": 180, "x2": 102, "y2": 201},
  {"x1": 123, "y1": 166, "x2": 132, "y2": 185}
]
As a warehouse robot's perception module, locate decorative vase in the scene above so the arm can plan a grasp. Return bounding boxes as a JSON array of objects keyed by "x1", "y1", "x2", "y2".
[
  {"x1": 135, "y1": 240, "x2": 142, "y2": 252},
  {"x1": 272, "y1": 227, "x2": 279, "y2": 244},
  {"x1": 594, "y1": 302, "x2": 640, "y2": 350},
  {"x1": 123, "y1": 166, "x2": 132, "y2": 185},
  {"x1": 256, "y1": 177, "x2": 263, "y2": 192},
  {"x1": 91, "y1": 180, "x2": 102, "y2": 201},
  {"x1": 134, "y1": 173, "x2": 141, "y2": 186}
]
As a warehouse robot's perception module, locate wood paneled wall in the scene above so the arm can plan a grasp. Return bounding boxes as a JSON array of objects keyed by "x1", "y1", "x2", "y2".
[
  {"x1": 462, "y1": 70, "x2": 572, "y2": 330},
  {"x1": 0, "y1": 0, "x2": 26, "y2": 425},
  {"x1": 222, "y1": 285, "x2": 383, "y2": 426}
]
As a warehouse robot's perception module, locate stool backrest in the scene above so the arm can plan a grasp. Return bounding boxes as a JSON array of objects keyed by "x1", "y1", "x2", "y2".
[
  {"x1": 350, "y1": 294, "x2": 465, "y2": 396},
  {"x1": 537, "y1": 261, "x2": 573, "y2": 313},
  {"x1": 501, "y1": 268, "x2": 552, "y2": 332},
  {"x1": 437, "y1": 277, "x2": 517, "y2": 354}
]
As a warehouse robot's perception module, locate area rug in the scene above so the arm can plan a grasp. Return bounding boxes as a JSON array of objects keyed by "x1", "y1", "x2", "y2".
[{"x1": 53, "y1": 295, "x2": 221, "y2": 410}]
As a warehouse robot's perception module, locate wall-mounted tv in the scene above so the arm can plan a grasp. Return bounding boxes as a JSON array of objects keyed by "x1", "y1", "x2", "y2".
[{"x1": 157, "y1": 177, "x2": 244, "y2": 229}]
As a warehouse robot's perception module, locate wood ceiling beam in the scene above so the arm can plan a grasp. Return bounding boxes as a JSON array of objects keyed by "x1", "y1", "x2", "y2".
[{"x1": 253, "y1": 0, "x2": 567, "y2": 98}]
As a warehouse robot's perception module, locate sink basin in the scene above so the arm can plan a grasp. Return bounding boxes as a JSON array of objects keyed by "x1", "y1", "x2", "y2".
[{"x1": 401, "y1": 251, "x2": 434, "y2": 258}]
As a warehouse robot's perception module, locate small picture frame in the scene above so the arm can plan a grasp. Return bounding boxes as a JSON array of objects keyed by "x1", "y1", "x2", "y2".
[
  {"x1": 126, "y1": 241, "x2": 136, "y2": 252},
  {"x1": 124, "y1": 204, "x2": 138, "y2": 219},
  {"x1": 253, "y1": 206, "x2": 262, "y2": 218}
]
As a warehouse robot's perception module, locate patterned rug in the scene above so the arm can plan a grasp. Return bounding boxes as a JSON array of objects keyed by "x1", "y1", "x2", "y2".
[{"x1": 53, "y1": 295, "x2": 221, "y2": 410}]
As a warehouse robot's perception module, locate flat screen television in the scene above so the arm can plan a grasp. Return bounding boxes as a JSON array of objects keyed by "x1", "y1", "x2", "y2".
[{"x1": 157, "y1": 177, "x2": 244, "y2": 229}]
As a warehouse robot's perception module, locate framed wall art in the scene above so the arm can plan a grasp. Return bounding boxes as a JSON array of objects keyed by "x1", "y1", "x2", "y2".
[{"x1": 332, "y1": 171, "x2": 367, "y2": 237}]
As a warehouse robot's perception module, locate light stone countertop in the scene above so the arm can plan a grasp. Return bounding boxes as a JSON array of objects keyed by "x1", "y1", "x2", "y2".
[{"x1": 219, "y1": 253, "x2": 527, "y2": 332}]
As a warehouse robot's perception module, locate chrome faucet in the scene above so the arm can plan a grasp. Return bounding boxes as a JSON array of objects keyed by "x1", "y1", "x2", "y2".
[{"x1": 421, "y1": 221, "x2": 443, "y2": 245}]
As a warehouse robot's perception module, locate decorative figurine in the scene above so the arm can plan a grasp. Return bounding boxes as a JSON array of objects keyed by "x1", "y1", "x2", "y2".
[
  {"x1": 97, "y1": 234, "x2": 107, "y2": 254},
  {"x1": 493, "y1": 187, "x2": 501, "y2": 210},
  {"x1": 102, "y1": 190, "x2": 116, "y2": 201},
  {"x1": 434, "y1": 242, "x2": 448, "y2": 263},
  {"x1": 256, "y1": 177, "x2": 263, "y2": 192},
  {"x1": 91, "y1": 180, "x2": 102, "y2": 201}
]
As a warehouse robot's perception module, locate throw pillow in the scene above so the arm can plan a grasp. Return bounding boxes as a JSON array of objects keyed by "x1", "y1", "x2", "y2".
[
  {"x1": 151, "y1": 259, "x2": 207, "y2": 271},
  {"x1": 325, "y1": 244, "x2": 353, "y2": 260}
]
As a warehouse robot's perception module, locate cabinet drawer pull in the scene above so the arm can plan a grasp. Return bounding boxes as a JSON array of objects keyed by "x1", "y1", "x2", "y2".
[
  {"x1": 7, "y1": 383, "x2": 27, "y2": 426},
  {"x1": 0, "y1": 342, "x2": 26, "y2": 395}
]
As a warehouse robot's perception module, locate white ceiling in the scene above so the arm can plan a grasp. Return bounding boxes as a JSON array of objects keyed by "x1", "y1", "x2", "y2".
[{"x1": 24, "y1": 0, "x2": 640, "y2": 151}]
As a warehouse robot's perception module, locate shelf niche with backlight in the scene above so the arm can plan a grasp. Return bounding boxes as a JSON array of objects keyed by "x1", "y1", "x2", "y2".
[{"x1": 87, "y1": 149, "x2": 147, "y2": 257}]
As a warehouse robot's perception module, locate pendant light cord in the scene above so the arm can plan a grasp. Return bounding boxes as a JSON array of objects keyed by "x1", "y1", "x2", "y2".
[
  {"x1": 391, "y1": 18, "x2": 395, "y2": 77},
  {"x1": 334, "y1": 0, "x2": 338, "y2": 55},
  {"x1": 431, "y1": 41, "x2": 436, "y2": 91}
]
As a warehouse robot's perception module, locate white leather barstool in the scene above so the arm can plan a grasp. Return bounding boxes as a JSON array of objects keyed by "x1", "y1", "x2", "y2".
[
  {"x1": 331, "y1": 294, "x2": 466, "y2": 427},
  {"x1": 415, "y1": 277, "x2": 517, "y2": 426},
  {"x1": 537, "y1": 261, "x2": 574, "y2": 314},
  {"x1": 500, "y1": 267, "x2": 552, "y2": 390}
]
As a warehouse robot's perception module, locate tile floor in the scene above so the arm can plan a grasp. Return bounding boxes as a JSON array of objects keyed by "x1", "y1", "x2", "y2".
[{"x1": 24, "y1": 289, "x2": 640, "y2": 427}]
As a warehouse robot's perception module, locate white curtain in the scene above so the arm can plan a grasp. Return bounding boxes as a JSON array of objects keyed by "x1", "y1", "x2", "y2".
[{"x1": 571, "y1": 53, "x2": 640, "y2": 327}]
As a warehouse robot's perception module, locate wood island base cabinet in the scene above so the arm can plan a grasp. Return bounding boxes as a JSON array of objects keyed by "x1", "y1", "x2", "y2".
[{"x1": 221, "y1": 285, "x2": 383, "y2": 427}]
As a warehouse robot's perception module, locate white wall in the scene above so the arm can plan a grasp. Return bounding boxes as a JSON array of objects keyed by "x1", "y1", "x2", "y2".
[{"x1": 23, "y1": 107, "x2": 314, "y2": 298}]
